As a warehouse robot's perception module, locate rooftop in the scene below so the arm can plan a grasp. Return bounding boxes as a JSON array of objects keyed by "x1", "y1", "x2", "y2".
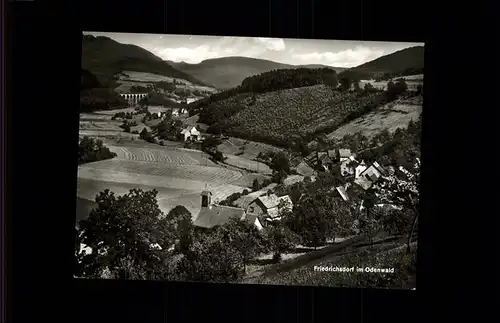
[
  {"x1": 193, "y1": 205, "x2": 246, "y2": 229},
  {"x1": 257, "y1": 194, "x2": 292, "y2": 210},
  {"x1": 339, "y1": 149, "x2": 352, "y2": 158}
]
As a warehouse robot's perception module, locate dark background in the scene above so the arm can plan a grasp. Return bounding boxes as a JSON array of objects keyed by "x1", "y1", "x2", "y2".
[{"x1": 5, "y1": 0, "x2": 496, "y2": 322}]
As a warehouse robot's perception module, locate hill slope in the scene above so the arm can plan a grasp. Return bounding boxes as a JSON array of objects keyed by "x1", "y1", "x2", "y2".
[
  {"x1": 82, "y1": 35, "x2": 209, "y2": 88},
  {"x1": 167, "y1": 57, "x2": 345, "y2": 90},
  {"x1": 340, "y1": 46, "x2": 424, "y2": 80},
  {"x1": 202, "y1": 85, "x2": 387, "y2": 148}
]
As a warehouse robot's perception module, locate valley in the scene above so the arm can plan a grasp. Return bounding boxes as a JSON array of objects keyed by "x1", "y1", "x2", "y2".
[{"x1": 76, "y1": 34, "x2": 422, "y2": 288}]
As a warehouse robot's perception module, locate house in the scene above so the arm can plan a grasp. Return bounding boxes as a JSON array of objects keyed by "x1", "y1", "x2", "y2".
[
  {"x1": 354, "y1": 161, "x2": 386, "y2": 190},
  {"x1": 339, "y1": 149, "x2": 353, "y2": 162},
  {"x1": 340, "y1": 156, "x2": 357, "y2": 176},
  {"x1": 171, "y1": 107, "x2": 187, "y2": 117},
  {"x1": 327, "y1": 149, "x2": 339, "y2": 162},
  {"x1": 193, "y1": 191, "x2": 263, "y2": 230},
  {"x1": 180, "y1": 126, "x2": 201, "y2": 141},
  {"x1": 246, "y1": 194, "x2": 293, "y2": 222},
  {"x1": 355, "y1": 160, "x2": 367, "y2": 179}
]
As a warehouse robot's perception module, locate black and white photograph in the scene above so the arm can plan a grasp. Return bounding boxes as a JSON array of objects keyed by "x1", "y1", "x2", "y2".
[{"x1": 75, "y1": 32, "x2": 423, "y2": 289}]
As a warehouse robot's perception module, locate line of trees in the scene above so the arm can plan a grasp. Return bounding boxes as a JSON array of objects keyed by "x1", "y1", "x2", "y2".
[{"x1": 75, "y1": 189, "x2": 296, "y2": 282}]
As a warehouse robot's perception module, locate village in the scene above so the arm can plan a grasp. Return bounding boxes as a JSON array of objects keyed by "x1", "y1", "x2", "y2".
[{"x1": 77, "y1": 34, "x2": 421, "y2": 287}]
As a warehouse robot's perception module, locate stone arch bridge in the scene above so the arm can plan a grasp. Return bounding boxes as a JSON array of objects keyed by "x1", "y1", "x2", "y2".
[{"x1": 119, "y1": 93, "x2": 148, "y2": 103}]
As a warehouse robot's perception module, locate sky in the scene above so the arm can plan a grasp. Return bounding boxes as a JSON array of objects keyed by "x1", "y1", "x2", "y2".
[{"x1": 84, "y1": 31, "x2": 423, "y2": 68}]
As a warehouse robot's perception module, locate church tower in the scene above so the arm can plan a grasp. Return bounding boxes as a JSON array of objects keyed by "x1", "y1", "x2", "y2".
[{"x1": 201, "y1": 191, "x2": 212, "y2": 209}]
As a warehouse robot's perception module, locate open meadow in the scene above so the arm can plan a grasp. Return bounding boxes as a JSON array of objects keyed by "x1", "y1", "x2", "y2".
[
  {"x1": 327, "y1": 95, "x2": 423, "y2": 140},
  {"x1": 115, "y1": 71, "x2": 218, "y2": 93},
  {"x1": 359, "y1": 74, "x2": 423, "y2": 91},
  {"x1": 77, "y1": 108, "x2": 256, "y2": 222}
]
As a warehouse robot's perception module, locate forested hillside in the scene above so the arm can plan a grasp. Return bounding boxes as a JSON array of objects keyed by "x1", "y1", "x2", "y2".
[
  {"x1": 81, "y1": 35, "x2": 210, "y2": 88},
  {"x1": 190, "y1": 67, "x2": 339, "y2": 118}
]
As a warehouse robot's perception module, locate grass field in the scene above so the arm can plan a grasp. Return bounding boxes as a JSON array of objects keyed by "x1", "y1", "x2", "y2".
[
  {"x1": 116, "y1": 71, "x2": 218, "y2": 93},
  {"x1": 327, "y1": 95, "x2": 423, "y2": 140},
  {"x1": 359, "y1": 74, "x2": 423, "y2": 91},
  {"x1": 77, "y1": 113, "x2": 250, "y2": 221},
  {"x1": 107, "y1": 145, "x2": 215, "y2": 165},
  {"x1": 223, "y1": 154, "x2": 272, "y2": 174},
  {"x1": 217, "y1": 137, "x2": 283, "y2": 159}
]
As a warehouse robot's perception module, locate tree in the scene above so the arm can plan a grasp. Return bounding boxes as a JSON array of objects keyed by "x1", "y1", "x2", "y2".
[
  {"x1": 120, "y1": 120, "x2": 131, "y2": 133},
  {"x1": 339, "y1": 76, "x2": 352, "y2": 92},
  {"x1": 364, "y1": 82, "x2": 376, "y2": 93},
  {"x1": 219, "y1": 218, "x2": 264, "y2": 273},
  {"x1": 264, "y1": 222, "x2": 300, "y2": 262},
  {"x1": 252, "y1": 178, "x2": 261, "y2": 191},
  {"x1": 140, "y1": 128, "x2": 156, "y2": 143},
  {"x1": 75, "y1": 189, "x2": 173, "y2": 280},
  {"x1": 372, "y1": 158, "x2": 420, "y2": 252},
  {"x1": 177, "y1": 229, "x2": 243, "y2": 282},
  {"x1": 272, "y1": 169, "x2": 287, "y2": 184},
  {"x1": 386, "y1": 79, "x2": 408, "y2": 101},
  {"x1": 270, "y1": 152, "x2": 290, "y2": 174},
  {"x1": 353, "y1": 80, "x2": 361, "y2": 93},
  {"x1": 201, "y1": 136, "x2": 222, "y2": 152},
  {"x1": 290, "y1": 193, "x2": 336, "y2": 249},
  {"x1": 164, "y1": 206, "x2": 193, "y2": 254},
  {"x1": 213, "y1": 150, "x2": 224, "y2": 162},
  {"x1": 78, "y1": 136, "x2": 117, "y2": 165}
]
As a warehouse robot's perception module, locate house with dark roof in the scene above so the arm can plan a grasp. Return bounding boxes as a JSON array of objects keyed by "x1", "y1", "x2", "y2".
[
  {"x1": 354, "y1": 161, "x2": 386, "y2": 190},
  {"x1": 246, "y1": 194, "x2": 293, "y2": 222},
  {"x1": 355, "y1": 160, "x2": 367, "y2": 179},
  {"x1": 193, "y1": 191, "x2": 263, "y2": 230}
]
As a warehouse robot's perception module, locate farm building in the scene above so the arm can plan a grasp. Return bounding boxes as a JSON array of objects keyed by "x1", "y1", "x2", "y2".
[
  {"x1": 246, "y1": 194, "x2": 293, "y2": 222},
  {"x1": 354, "y1": 161, "x2": 386, "y2": 190},
  {"x1": 193, "y1": 191, "x2": 263, "y2": 230},
  {"x1": 180, "y1": 125, "x2": 201, "y2": 141}
]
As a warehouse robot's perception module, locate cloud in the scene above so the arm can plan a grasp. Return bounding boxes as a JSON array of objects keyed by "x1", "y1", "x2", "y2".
[
  {"x1": 152, "y1": 45, "x2": 224, "y2": 63},
  {"x1": 292, "y1": 46, "x2": 385, "y2": 67},
  {"x1": 149, "y1": 36, "x2": 286, "y2": 63},
  {"x1": 255, "y1": 37, "x2": 286, "y2": 51}
]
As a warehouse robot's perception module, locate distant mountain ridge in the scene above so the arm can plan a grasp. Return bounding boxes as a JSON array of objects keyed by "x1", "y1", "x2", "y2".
[
  {"x1": 340, "y1": 46, "x2": 424, "y2": 79},
  {"x1": 81, "y1": 35, "x2": 210, "y2": 88},
  {"x1": 167, "y1": 56, "x2": 346, "y2": 90}
]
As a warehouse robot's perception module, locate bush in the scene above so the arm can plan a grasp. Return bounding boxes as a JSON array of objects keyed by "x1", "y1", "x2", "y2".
[
  {"x1": 252, "y1": 178, "x2": 261, "y2": 191},
  {"x1": 140, "y1": 128, "x2": 156, "y2": 143},
  {"x1": 78, "y1": 136, "x2": 117, "y2": 165}
]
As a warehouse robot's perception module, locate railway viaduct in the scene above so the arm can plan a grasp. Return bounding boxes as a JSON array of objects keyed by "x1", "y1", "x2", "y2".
[{"x1": 119, "y1": 93, "x2": 148, "y2": 103}]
